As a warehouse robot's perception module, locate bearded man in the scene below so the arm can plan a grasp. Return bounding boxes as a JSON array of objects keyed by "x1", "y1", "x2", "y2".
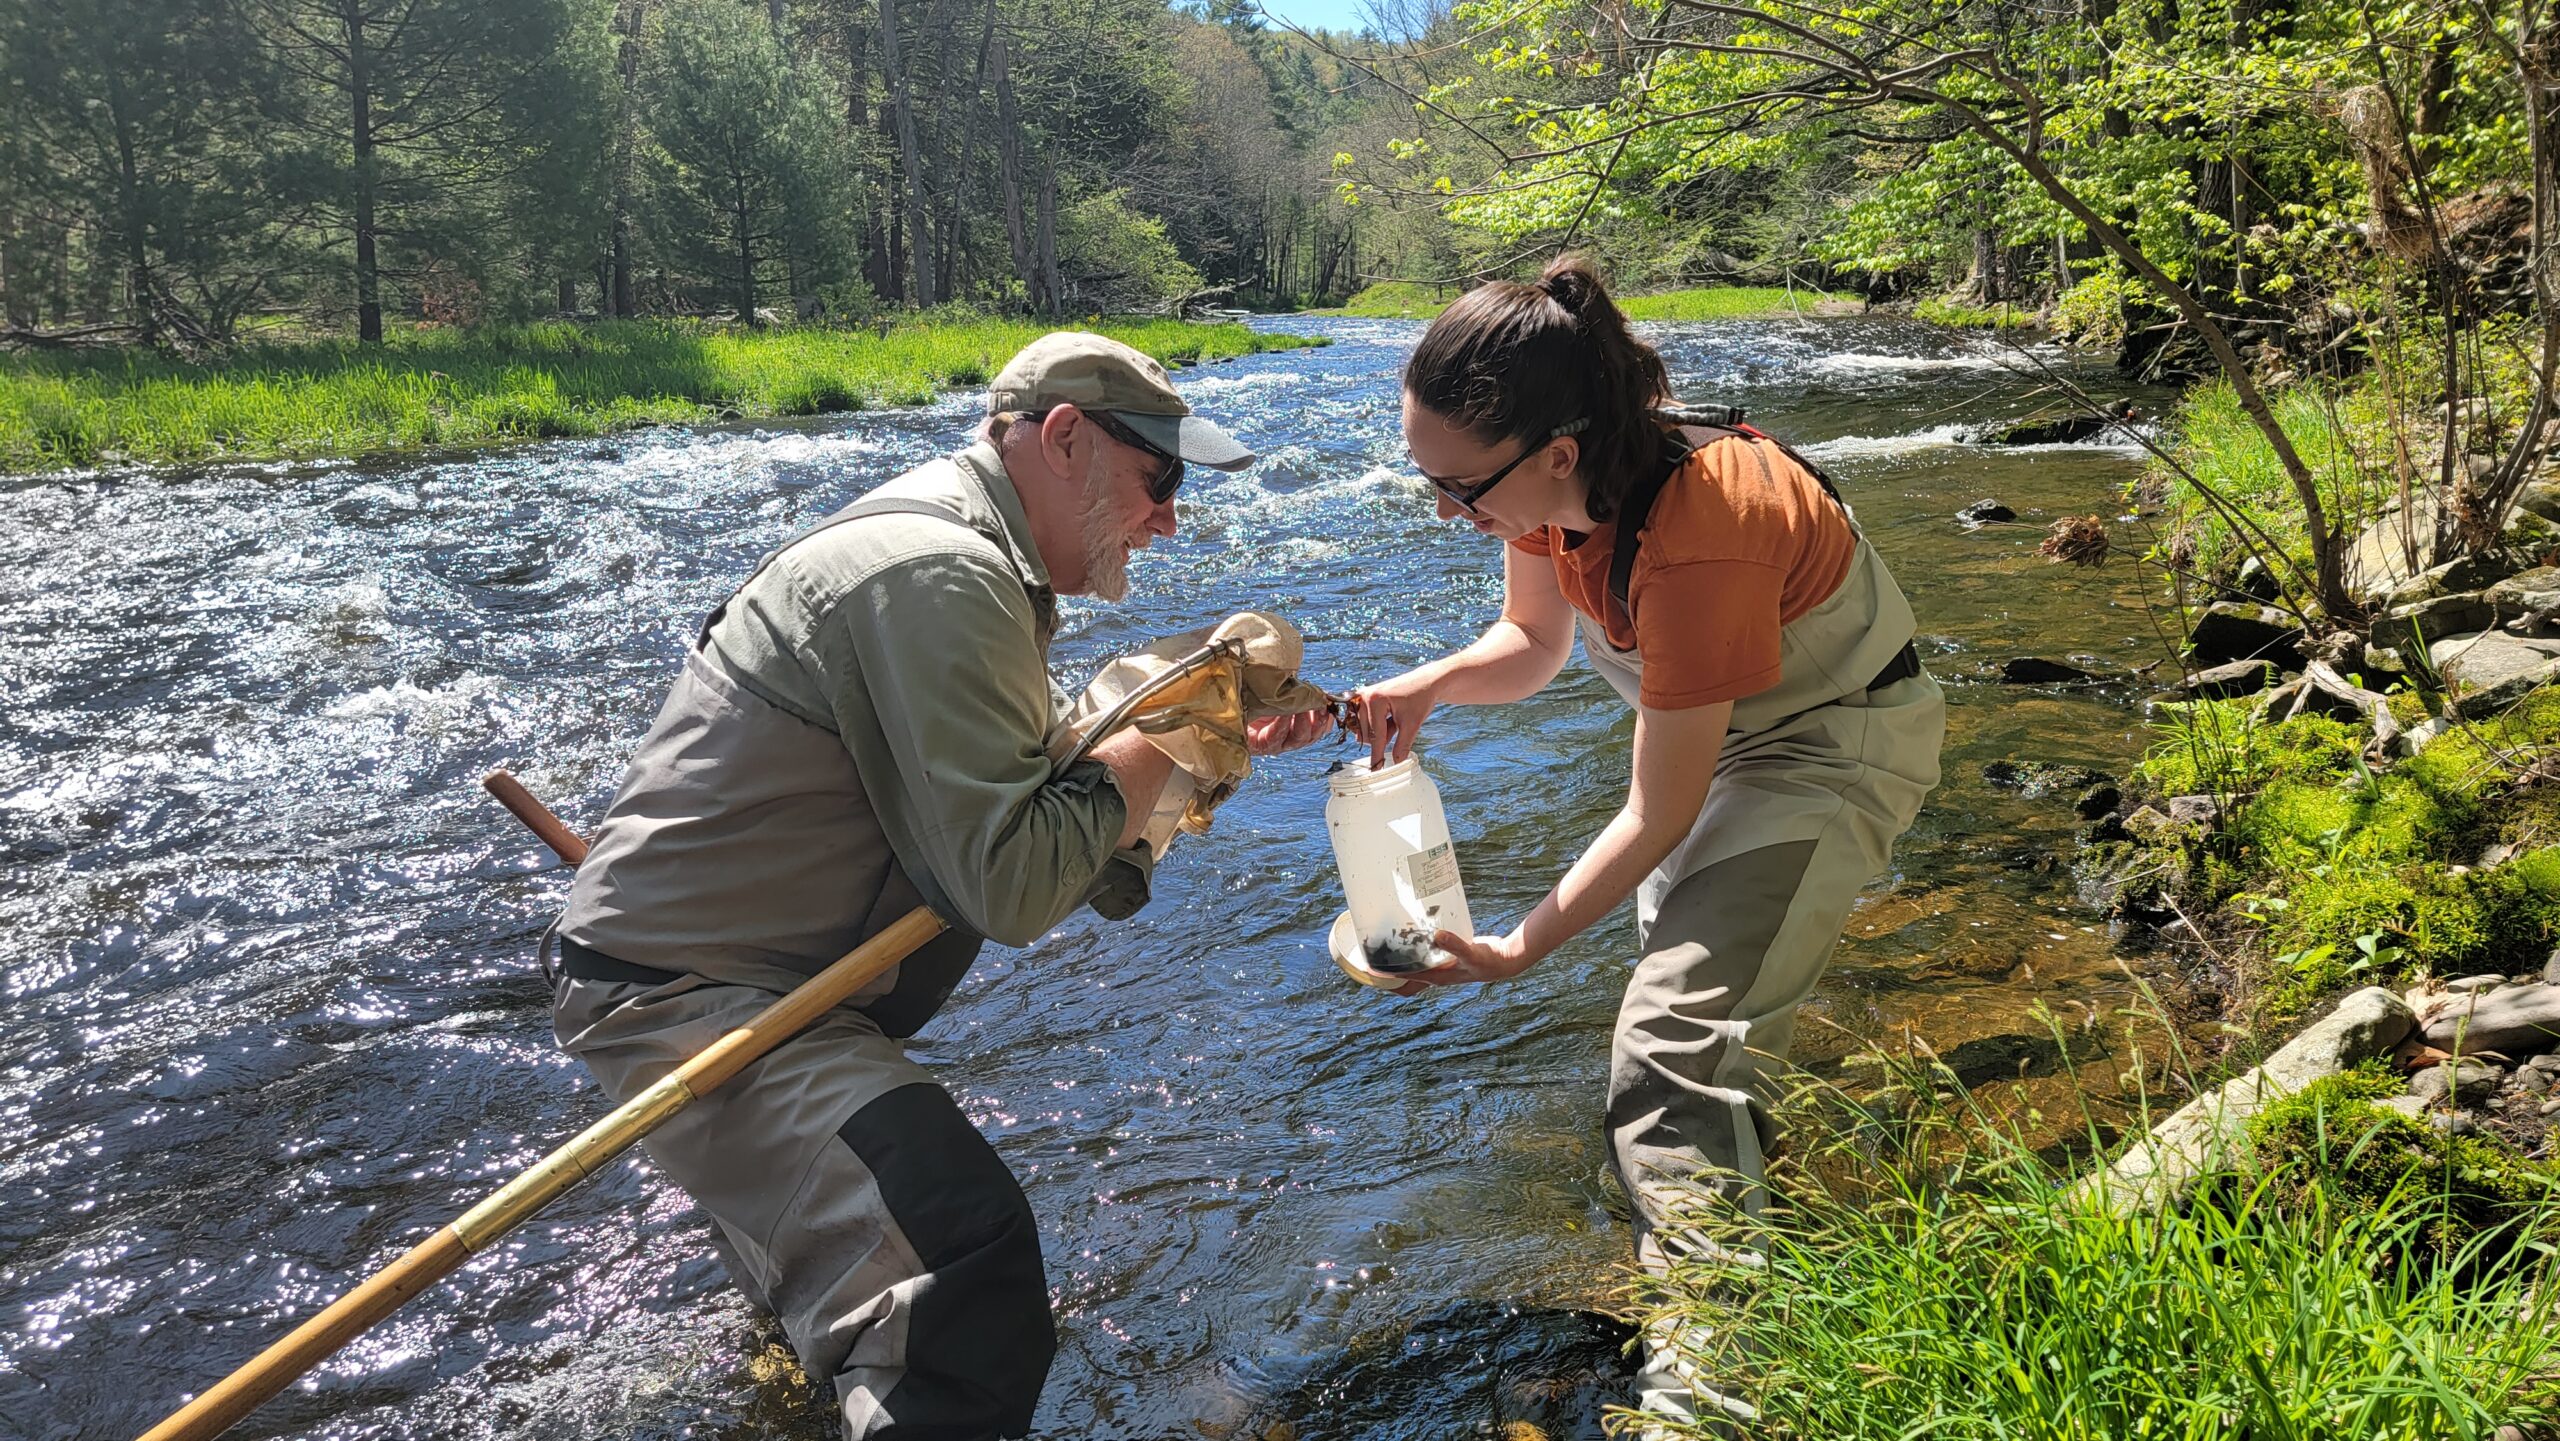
[{"x1": 549, "y1": 333, "x2": 1321, "y2": 1438}]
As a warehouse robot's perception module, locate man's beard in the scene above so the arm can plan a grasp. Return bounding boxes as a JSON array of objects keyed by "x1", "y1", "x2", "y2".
[{"x1": 1079, "y1": 448, "x2": 1132, "y2": 601}]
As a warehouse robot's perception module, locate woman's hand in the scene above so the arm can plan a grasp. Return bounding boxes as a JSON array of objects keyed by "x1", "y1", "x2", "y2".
[
  {"x1": 1351, "y1": 669, "x2": 1441, "y2": 767},
  {"x1": 1390, "y1": 928, "x2": 1539, "y2": 995},
  {"x1": 1245, "y1": 710, "x2": 1333, "y2": 755}
]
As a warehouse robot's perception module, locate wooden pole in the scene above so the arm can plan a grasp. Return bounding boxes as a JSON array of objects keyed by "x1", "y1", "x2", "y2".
[{"x1": 133, "y1": 773, "x2": 946, "y2": 1441}]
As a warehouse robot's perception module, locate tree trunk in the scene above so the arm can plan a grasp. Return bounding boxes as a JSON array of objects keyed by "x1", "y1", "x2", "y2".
[
  {"x1": 992, "y1": 33, "x2": 1035, "y2": 310},
  {"x1": 1972, "y1": 227, "x2": 2000, "y2": 303},
  {"x1": 611, "y1": 0, "x2": 648, "y2": 318},
  {"x1": 878, "y1": 0, "x2": 936, "y2": 306},
  {"x1": 100, "y1": 66, "x2": 160, "y2": 346},
  {"x1": 1035, "y1": 161, "x2": 1060, "y2": 316},
  {"x1": 347, "y1": 0, "x2": 382, "y2": 343},
  {"x1": 559, "y1": 276, "x2": 578, "y2": 314},
  {"x1": 735, "y1": 173, "x2": 757, "y2": 324}
]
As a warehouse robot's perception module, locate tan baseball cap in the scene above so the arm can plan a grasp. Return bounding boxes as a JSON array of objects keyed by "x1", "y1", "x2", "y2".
[{"x1": 987, "y1": 331, "x2": 1256, "y2": 472}]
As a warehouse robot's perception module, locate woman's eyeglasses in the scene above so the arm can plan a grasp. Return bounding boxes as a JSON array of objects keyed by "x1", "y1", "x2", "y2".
[
  {"x1": 1007, "y1": 407, "x2": 1183, "y2": 503},
  {"x1": 1421, "y1": 417, "x2": 1588, "y2": 515}
]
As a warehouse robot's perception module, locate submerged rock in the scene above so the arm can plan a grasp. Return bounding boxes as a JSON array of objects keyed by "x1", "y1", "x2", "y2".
[
  {"x1": 1979, "y1": 760, "x2": 2113, "y2": 798},
  {"x1": 1956, "y1": 498, "x2": 2017, "y2": 526},
  {"x1": 1999, "y1": 657, "x2": 2104, "y2": 684}
]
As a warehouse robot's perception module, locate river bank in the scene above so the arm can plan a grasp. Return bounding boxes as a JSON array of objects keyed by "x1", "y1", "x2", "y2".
[
  {"x1": 0, "y1": 315, "x2": 1322, "y2": 474},
  {"x1": 1313, "y1": 281, "x2": 1850, "y2": 322}
]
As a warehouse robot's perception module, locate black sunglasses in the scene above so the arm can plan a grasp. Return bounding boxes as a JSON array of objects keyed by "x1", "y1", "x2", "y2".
[
  {"x1": 1014, "y1": 407, "x2": 1183, "y2": 504},
  {"x1": 1422, "y1": 418, "x2": 1588, "y2": 515}
]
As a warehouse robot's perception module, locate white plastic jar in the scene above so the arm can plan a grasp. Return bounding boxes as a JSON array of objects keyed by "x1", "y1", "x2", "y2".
[{"x1": 1324, "y1": 754, "x2": 1472, "y2": 973}]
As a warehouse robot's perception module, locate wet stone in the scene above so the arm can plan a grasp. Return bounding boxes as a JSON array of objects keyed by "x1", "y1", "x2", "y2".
[
  {"x1": 2072, "y1": 783, "x2": 2123, "y2": 821},
  {"x1": 1957, "y1": 499, "x2": 2017, "y2": 526},
  {"x1": 2000, "y1": 657, "x2": 2102, "y2": 684}
]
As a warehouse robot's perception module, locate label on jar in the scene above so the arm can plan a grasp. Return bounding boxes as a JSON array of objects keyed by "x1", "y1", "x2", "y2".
[{"x1": 1402, "y1": 841, "x2": 1460, "y2": 898}]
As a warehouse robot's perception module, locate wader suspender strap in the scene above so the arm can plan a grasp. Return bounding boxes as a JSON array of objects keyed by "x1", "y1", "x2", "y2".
[
  {"x1": 1605, "y1": 411, "x2": 1920, "y2": 690},
  {"x1": 695, "y1": 495, "x2": 971, "y2": 648}
]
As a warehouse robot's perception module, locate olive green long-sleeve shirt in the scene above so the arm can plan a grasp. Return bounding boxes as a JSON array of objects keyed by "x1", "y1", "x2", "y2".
[{"x1": 560, "y1": 441, "x2": 1133, "y2": 1030}]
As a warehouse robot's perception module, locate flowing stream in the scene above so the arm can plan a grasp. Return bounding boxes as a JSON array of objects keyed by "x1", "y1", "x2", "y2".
[{"x1": 3, "y1": 313, "x2": 2192, "y2": 1439}]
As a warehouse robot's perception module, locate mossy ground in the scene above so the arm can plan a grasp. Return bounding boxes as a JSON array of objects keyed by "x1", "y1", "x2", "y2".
[
  {"x1": 2243, "y1": 1065, "x2": 2559, "y2": 1267},
  {"x1": 2113, "y1": 694, "x2": 2560, "y2": 1016},
  {"x1": 0, "y1": 314, "x2": 1323, "y2": 473}
]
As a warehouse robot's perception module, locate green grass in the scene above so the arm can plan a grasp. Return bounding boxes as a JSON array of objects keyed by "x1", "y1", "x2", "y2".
[
  {"x1": 0, "y1": 315, "x2": 1323, "y2": 473},
  {"x1": 1313, "y1": 281, "x2": 1837, "y2": 322},
  {"x1": 1621, "y1": 286, "x2": 1836, "y2": 321},
  {"x1": 1634, "y1": 1050, "x2": 2560, "y2": 1440},
  {"x1": 1914, "y1": 295, "x2": 2039, "y2": 330}
]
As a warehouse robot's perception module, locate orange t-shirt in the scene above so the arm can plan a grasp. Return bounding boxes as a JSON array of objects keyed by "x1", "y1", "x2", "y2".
[{"x1": 1513, "y1": 432, "x2": 1857, "y2": 709}]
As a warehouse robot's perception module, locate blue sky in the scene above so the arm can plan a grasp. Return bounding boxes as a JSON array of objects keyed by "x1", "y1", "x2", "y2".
[{"x1": 1246, "y1": 0, "x2": 1419, "y2": 38}]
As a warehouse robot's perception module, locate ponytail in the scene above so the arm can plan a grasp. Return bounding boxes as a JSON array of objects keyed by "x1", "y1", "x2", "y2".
[{"x1": 1403, "y1": 255, "x2": 1672, "y2": 522}]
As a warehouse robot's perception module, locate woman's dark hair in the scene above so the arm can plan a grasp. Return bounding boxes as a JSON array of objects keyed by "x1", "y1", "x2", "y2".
[{"x1": 1402, "y1": 255, "x2": 1672, "y2": 522}]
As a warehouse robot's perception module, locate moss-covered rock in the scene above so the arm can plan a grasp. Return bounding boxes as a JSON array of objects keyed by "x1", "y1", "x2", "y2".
[{"x1": 2244, "y1": 1065, "x2": 2558, "y2": 1267}]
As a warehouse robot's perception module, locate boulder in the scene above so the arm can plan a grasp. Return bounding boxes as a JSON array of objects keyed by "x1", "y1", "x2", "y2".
[
  {"x1": 2418, "y1": 982, "x2": 2560, "y2": 1055},
  {"x1": 2545, "y1": 945, "x2": 2560, "y2": 985},
  {"x1": 2443, "y1": 973, "x2": 2508, "y2": 994},
  {"x1": 2345, "y1": 497, "x2": 2448, "y2": 603},
  {"x1": 2371, "y1": 591, "x2": 2497, "y2": 649},
  {"x1": 2487, "y1": 565, "x2": 2560, "y2": 615},
  {"x1": 2188, "y1": 602, "x2": 2306, "y2": 670},
  {"x1": 2165, "y1": 795, "x2": 2221, "y2": 826},
  {"x1": 2434, "y1": 630, "x2": 2560, "y2": 718},
  {"x1": 2513, "y1": 479, "x2": 2560, "y2": 525},
  {"x1": 1957, "y1": 499, "x2": 2016, "y2": 525},
  {"x1": 2078, "y1": 987, "x2": 2417, "y2": 1213},
  {"x1": 2176, "y1": 659, "x2": 2275, "y2": 700}
]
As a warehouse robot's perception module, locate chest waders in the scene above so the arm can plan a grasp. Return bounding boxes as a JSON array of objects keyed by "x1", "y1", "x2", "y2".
[{"x1": 1594, "y1": 410, "x2": 1947, "y2": 1426}]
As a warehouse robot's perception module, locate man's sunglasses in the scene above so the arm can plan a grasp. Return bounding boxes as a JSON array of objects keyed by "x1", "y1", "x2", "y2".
[
  {"x1": 1012, "y1": 407, "x2": 1184, "y2": 504},
  {"x1": 1422, "y1": 417, "x2": 1588, "y2": 515}
]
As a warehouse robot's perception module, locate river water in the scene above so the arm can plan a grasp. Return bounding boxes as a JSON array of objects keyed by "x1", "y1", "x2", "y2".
[{"x1": 3, "y1": 314, "x2": 2186, "y2": 1440}]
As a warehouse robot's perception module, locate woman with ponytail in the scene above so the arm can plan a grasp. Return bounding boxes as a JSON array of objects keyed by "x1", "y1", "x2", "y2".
[{"x1": 1346, "y1": 257, "x2": 1944, "y2": 1424}]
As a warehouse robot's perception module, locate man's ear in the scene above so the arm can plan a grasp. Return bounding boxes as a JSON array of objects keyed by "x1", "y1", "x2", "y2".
[{"x1": 1039, "y1": 404, "x2": 1087, "y2": 474}]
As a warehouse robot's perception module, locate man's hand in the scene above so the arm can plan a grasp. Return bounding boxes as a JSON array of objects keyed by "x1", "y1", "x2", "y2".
[
  {"x1": 1389, "y1": 928, "x2": 1538, "y2": 995},
  {"x1": 1084, "y1": 727, "x2": 1179, "y2": 849},
  {"x1": 1246, "y1": 710, "x2": 1333, "y2": 755}
]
